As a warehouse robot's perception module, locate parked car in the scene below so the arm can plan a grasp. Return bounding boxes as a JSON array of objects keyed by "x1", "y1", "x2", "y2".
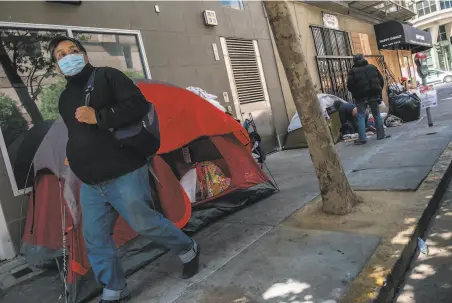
[{"x1": 426, "y1": 68, "x2": 452, "y2": 84}]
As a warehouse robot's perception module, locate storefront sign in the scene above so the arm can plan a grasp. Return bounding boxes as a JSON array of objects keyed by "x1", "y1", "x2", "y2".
[
  {"x1": 323, "y1": 13, "x2": 339, "y2": 30},
  {"x1": 374, "y1": 21, "x2": 433, "y2": 52},
  {"x1": 420, "y1": 85, "x2": 438, "y2": 109}
]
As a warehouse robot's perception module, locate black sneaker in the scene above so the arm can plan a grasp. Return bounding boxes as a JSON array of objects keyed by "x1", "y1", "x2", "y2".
[
  {"x1": 377, "y1": 134, "x2": 392, "y2": 140},
  {"x1": 353, "y1": 139, "x2": 367, "y2": 145},
  {"x1": 182, "y1": 246, "x2": 200, "y2": 279}
]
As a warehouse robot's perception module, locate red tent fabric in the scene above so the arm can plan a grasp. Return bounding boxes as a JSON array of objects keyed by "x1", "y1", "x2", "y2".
[
  {"x1": 137, "y1": 82, "x2": 250, "y2": 154},
  {"x1": 20, "y1": 82, "x2": 276, "y2": 303}
]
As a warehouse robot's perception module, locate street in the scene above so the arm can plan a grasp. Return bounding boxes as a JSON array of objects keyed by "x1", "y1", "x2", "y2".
[
  {"x1": 433, "y1": 83, "x2": 452, "y2": 103},
  {"x1": 395, "y1": 179, "x2": 452, "y2": 303},
  {"x1": 392, "y1": 83, "x2": 452, "y2": 303}
]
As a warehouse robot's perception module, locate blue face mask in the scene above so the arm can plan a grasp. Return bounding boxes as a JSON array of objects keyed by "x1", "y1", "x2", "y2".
[{"x1": 58, "y1": 54, "x2": 86, "y2": 76}]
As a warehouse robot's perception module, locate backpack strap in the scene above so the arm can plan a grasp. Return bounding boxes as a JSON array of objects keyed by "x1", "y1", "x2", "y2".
[{"x1": 84, "y1": 68, "x2": 98, "y2": 106}]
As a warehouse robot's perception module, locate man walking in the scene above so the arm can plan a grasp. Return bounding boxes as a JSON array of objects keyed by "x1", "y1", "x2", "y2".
[
  {"x1": 347, "y1": 54, "x2": 391, "y2": 145},
  {"x1": 50, "y1": 36, "x2": 200, "y2": 303}
]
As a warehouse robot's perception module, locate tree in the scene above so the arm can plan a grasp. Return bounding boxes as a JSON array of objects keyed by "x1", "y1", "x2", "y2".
[
  {"x1": 0, "y1": 29, "x2": 62, "y2": 124},
  {"x1": 0, "y1": 93, "x2": 28, "y2": 147},
  {"x1": 38, "y1": 78, "x2": 66, "y2": 120},
  {"x1": 264, "y1": 1, "x2": 362, "y2": 214},
  {"x1": 123, "y1": 70, "x2": 145, "y2": 79}
]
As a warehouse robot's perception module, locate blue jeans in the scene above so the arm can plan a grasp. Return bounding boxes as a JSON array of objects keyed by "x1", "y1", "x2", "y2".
[
  {"x1": 80, "y1": 165, "x2": 195, "y2": 301},
  {"x1": 356, "y1": 98, "x2": 385, "y2": 142}
]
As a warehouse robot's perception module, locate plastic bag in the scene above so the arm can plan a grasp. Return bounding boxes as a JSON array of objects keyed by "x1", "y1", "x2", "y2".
[
  {"x1": 180, "y1": 168, "x2": 197, "y2": 203},
  {"x1": 186, "y1": 86, "x2": 226, "y2": 112},
  {"x1": 389, "y1": 93, "x2": 421, "y2": 122}
]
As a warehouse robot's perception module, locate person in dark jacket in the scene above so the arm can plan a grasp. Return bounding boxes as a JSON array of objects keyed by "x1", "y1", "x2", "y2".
[
  {"x1": 333, "y1": 100, "x2": 359, "y2": 135},
  {"x1": 333, "y1": 101, "x2": 374, "y2": 136},
  {"x1": 347, "y1": 54, "x2": 391, "y2": 144},
  {"x1": 50, "y1": 37, "x2": 200, "y2": 303}
]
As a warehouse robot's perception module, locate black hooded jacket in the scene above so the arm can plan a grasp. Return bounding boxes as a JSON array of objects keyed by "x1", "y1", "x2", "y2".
[
  {"x1": 58, "y1": 64, "x2": 148, "y2": 185},
  {"x1": 347, "y1": 58, "x2": 385, "y2": 100}
]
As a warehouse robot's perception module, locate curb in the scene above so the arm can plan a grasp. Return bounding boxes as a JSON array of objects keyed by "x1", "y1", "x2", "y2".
[{"x1": 375, "y1": 141, "x2": 452, "y2": 302}]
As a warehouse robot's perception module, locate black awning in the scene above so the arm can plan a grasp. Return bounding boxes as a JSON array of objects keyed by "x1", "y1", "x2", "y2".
[{"x1": 374, "y1": 20, "x2": 432, "y2": 53}]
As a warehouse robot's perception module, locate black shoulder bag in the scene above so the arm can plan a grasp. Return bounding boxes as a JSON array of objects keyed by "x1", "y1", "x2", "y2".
[{"x1": 84, "y1": 68, "x2": 161, "y2": 159}]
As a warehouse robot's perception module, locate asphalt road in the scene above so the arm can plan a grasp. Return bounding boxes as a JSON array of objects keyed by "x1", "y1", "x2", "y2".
[
  {"x1": 434, "y1": 83, "x2": 452, "y2": 101},
  {"x1": 395, "y1": 179, "x2": 452, "y2": 303},
  {"x1": 393, "y1": 83, "x2": 452, "y2": 303}
]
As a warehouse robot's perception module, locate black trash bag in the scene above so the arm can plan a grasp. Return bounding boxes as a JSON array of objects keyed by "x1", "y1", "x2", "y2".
[
  {"x1": 388, "y1": 93, "x2": 421, "y2": 122},
  {"x1": 388, "y1": 83, "x2": 405, "y2": 98}
]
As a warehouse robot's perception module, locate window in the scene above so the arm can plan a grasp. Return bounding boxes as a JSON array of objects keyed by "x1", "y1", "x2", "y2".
[
  {"x1": 72, "y1": 32, "x2": 146, "y2": 79},
  {"x1": 311, "y1": 26, "x2": 352, "y2": 56},
  {"x1": 416, "y1": 0, "x2": 437, "y2": 16},
  {"x1": 438, "y1": 25, "x2": 447, "y2": 41},
  {"x1": 0, "y1": 28, "x2": 66, "y2": 193},
  {"x1": 440, "y1": 0, "x2": 452, "y2": 9},
  {"x1": 0, "y1": 23, "x2": 150, "y2": 196},
  {"x1": 221, "y1": 0, "x2": 244, "y2": 10}
]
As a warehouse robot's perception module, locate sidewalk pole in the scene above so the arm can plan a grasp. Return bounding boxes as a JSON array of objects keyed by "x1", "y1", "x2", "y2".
[{"x1": 417, "y1": 52, "x2": 434, "y2": 127}]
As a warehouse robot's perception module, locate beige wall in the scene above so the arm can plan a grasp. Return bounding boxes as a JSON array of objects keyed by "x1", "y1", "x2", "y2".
[{"x1": 270, "y1": 2, "x2": 379, "y2": 120}]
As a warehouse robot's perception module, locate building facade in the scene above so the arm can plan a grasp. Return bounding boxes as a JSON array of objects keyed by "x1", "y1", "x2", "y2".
[
  {"x1": 0, "y1": 0, "x2": 290, "y2": 259},
  {"x1": 410, "y1": 0, "x2": 452, "y2": 71},
  {"x1": 272, "y1": 1, "x2": 417, "y2": 119}
]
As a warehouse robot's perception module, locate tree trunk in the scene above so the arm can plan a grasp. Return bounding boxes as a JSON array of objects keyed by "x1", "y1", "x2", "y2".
[
  {"x1": 264, "y1": 1, "x2": 362, "y2": 215},
  {"x1": 0, "y1": 40, "x2": 43, "y2": 124}
]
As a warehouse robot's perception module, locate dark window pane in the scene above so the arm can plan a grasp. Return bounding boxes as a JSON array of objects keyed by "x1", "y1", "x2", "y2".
[
  {"x1": 73, "y1": 32, "x2": 146, "y2": 79},
  {"x1": 0, "y1": 28, "x2": 66, "y2": 190}
]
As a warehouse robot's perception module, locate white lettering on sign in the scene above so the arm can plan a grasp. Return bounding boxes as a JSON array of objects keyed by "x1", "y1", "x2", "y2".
[
  {"x1": 416, "y1": 34, "x2": 425, "y2": 41},
  {"x1": 408, "y1": 39, "x2": 431, "y2": 46},
  {"x1": 379, "y1": 35, "x2": 402, "y2": 44},
  {"x1": 420, "y1": 85, "x2": 438, "y2": 109}
]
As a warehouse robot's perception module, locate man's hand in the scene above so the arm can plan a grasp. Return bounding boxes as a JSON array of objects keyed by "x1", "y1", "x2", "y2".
[{"x1": 75, "y1": 106, "x2": 97, "y2": 124}]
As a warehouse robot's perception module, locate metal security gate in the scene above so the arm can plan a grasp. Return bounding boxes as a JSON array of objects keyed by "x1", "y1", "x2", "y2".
[
  {"x1": 311, "y1": 26, "x2": 352, "y2": 56},
  {"x1": 315, "y1": 56, "x2": 354, "y2": 102},
  {"x1": 311, "y1": 25, "x2": 355, "y2": 101}
]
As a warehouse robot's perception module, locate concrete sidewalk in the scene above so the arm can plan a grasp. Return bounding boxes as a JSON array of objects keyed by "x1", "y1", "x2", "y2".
[{"x1": 110, "y1": 107, "x2": 452, "y2": 303}]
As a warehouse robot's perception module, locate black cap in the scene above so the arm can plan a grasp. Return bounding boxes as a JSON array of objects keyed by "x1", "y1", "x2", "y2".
[{"x1": 48, "y1": 36, "x2": 87, "y2": 62}]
